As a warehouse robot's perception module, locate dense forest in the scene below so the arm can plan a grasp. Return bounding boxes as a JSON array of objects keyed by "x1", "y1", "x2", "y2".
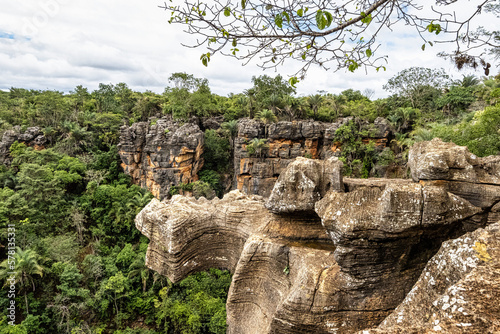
[{"x1": 0, "y1": 67, "x2": 499, "y2": 333}]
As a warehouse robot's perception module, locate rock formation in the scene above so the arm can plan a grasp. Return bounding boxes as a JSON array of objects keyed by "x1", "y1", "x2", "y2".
[
  {"x1": 119, "y1": 117, "x2": 393, "y2": 199},
  {"x1": 135, "y1": 138, "x2": 500, "y2": 333},
  {"x1": 0, "y1": 126, "x2": 46, "y2": 165},
  {"x1": 118, "y1": 118, "x2": 204, "y2": 198},
  {"x1": 234, "y1": 117, "x2": 393, "y2": 197},
  {"x1": 366, "y1": 222, "x2": 500, "y2": 333}
]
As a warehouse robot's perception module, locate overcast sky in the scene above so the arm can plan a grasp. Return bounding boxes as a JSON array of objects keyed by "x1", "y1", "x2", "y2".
[{"x1": 0, "y1": 1, "x2": 494, "y2": 99}]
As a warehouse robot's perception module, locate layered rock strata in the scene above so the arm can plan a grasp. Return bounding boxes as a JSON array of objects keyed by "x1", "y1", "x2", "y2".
[
  {"x1": 235, "y1": 117, "x2": 392, "y2": 197},
  {"x1": 136, "y1": 138, "x2": 500, "y2": 333},
  {"x1": 0, "y1": 126, "x2": 46, "y2": 165},
  {"x1": 118, "y1": 118, "x2": 204, "y2": 198}
]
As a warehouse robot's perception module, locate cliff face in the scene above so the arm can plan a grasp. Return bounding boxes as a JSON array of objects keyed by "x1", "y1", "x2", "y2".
[
  {"x1": 118, "y1": 119, "x2": 204, "y2": 198},
  {"x1": 234, "y1": 117, "x2": 392, "y2": 197},
  {"x1": 136, "y1": 138, "x2": 500, "y2": 333},
  {"x1": 118, "y1": 117, "x2": 393, "y2": 199}
]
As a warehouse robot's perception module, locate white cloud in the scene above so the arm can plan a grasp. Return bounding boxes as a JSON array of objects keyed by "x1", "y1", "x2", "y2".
[{"x1": 0, "y1": 0, "x2": 495, "y2": 98}]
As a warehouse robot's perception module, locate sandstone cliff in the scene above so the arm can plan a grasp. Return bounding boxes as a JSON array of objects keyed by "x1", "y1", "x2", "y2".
[
  {"x1": 118, "y1": 118, "x2": 204, "y2": 198},
  {"x1": 136, "y1": 138, "x2": 500, "y2": 333},
  {"x1": 234, "y1": 117, "x2": 392, "y2": 197},
  {"x1": 119, "y1": 117, "x2": 393, "y2": 199}
]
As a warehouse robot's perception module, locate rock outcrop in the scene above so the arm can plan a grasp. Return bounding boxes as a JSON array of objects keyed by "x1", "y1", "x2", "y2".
[
  {"x1": 235, "y1": 117, "x2": 393, "y2": 197},
  {"x1": 118, "y1": 118, "x2": 204, "y2": 199},
  {"x1": 118, "y1": 117, "x2": 394, "y2": 199},
  {"x1": 135, "y1": 138, "x2": 500, "y2": 333},
  {"x1": 265, "y1": 156, "x2": 344, "y2": 213},
  {"x1": 0, "y1": 126, "x2": 46, "y2": 165},
  {"x1": 366, "y1": 222, "x2": 500, "y2": 333}
]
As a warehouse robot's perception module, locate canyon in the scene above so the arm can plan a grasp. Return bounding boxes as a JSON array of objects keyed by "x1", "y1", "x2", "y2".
[{"x1": 133, "y1": 125, "x2": 500, "y2": 333}]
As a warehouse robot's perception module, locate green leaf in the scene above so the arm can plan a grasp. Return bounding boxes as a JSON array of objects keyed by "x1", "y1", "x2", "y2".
[
  {"x1": 316, "y1": 10, "x2": 326, "y2": 30},
  {"x1": 282, "y1": 11, "x2": 290, "y2": 23},
  {"x1": 426, "y1": 22, "x2": 442, "y2": 35},
  {"x1": 316, "y1": 10, "x2": 333, "y2": 30},
  {"x1": 421, "y1": 43, "x2": 426, "y2": 51},
  {"x1": 361, "y1": 12, "x2": 372, "y2": 24},
  {"x1": 366, "y1": 49, "x2": 372, "y2": 57},
  {"x1": 224, "y1": 7, "x2": 231, "y2": 17},
  {"x1": 324, "y1": 11, "x2": 333, "y2": 27},
  {"x1": 301, "y1": 52, "x2": 306, "y2": 60},
  {"x1": 275, "y1": 14, "x2": 283, "y2": 28},
  {"x1": 429, "y1": 41, "x2": 433, "y2": 46},
  {"x1": 297, "y1": 8, "x2": 304, "y2": 17},
  {"x1": 200, "y1": 53, "x2": 211, "y2": 67},
  {"x1": 288, "y1": 77, "x2": 299, "y2": 88},
  {"x1": 232, "y1": 39, "x2": 237, "y2": 47},
  {"x1": 241, "y1": 0, "x2": 246, "y2": 9},
  {"x1": 346, "y1": 59, "x2": 359, "y2": 72}
]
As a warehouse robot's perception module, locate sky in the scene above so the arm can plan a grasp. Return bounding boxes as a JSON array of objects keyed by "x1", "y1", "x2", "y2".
[{"x1": 0, "y1": 0, "x2": 495, "y2": 99}]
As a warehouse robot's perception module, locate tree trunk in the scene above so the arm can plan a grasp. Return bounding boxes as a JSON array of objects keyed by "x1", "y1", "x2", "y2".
[{"x1": 25, "y1": 290, "x2": 29, "y2": 314}]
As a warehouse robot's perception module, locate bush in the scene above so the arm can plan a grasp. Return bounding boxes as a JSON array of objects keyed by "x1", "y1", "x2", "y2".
[
  {"x1": 203, "y1": 130, "x2": 231, "y2": 172},
  {"x1": 192, "y1": 181, "x2": 216, "y2": 200}
]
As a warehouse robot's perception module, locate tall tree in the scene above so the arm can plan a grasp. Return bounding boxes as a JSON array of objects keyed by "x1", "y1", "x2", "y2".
[
  {"x1": 0, "y1": 247, "x2": 44, "y2": 314},
  {"x1": 383, "y1": 67, "x2": 450, "y2": 109}
]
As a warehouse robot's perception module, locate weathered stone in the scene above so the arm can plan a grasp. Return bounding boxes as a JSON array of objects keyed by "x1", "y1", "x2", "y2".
[
  {"x1": 135, "y1": 190, "x2": 271, "y2": 283},
  {"x1": 409, "y1": 137, "x2": 500, "y2": 184},
  {"x1": 408, "y1": 138, "x2": 500, "y2": 208},
  {"x1": 136, "y1": 138, "x2": 500, "y2": 334},
  {"x1": 201, "y1": 116, "x2": 224, "y2": 130},
  {"x1": 237, "y1": 118, "x2": 264, "y2": 138},
  {"x1": 265, "y1": 157, "x2": 343, "y2": 213},
  {"x1": 367, "y1": 222, "x2": 500, "y2": 334},
  {"x1": 118, "y1": 118, "x2": 204, "y2": 199},
  {"x1": 232, "y1": 117, "x2": 392, "y2": 197}
]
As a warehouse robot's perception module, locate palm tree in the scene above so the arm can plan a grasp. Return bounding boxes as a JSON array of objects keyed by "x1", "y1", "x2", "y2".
[
  {"x1": 308, "y1": 94, "x2": 323, "y2": 118},
  {"x1": 109, "y1": 202, "x2": 128, "y2": 225},
  {"x1": 267, "y1": 93, "x2": 281, "y2": 115},
  {"x1": 247, "y1": 138, "x2": 269, "y2": 158},
  {"x1": 255, "y1": 109, "x2": 277, "y2": 137},
  {"x1": 221, "y1": 120, "x2": 239, "y2": 148},
  {"x1": 0, "y1": 247, "x2": 44, "y2": 314},
  {"x1": 126, "y1": 191, "x2": 154, "y2": 217},
  {"x1": 128, "y1": 255, "x2": 150, "y2": 293},
  {"x1": 244, "y1": 88, "x2": 256, "y2": 118},
  {"x1": 460, "y1": 74, "x2": 480, "y2": 87},
  {"x1": 236, "y1": 95, "x2": 248, "y2": 114}
]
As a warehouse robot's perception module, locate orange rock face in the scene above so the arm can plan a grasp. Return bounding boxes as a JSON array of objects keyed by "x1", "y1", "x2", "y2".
[
  {"x1": 118, "y1": 119, "x2": 204, "y2": 199},
  {"x1": 234, "y1": 117, "x2": 393, "y2": 197}
]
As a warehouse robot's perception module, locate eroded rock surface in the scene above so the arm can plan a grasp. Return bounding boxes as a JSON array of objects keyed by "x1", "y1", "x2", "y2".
[
  {"x1": 265, "y1": 156, "x2": 344, "y2": 214},
  {"x1": 136, "y1": 139, "x2": 500, "y2": 334},
  {"x1": 366, "y1": 222, "x2": 500, "y2": 334},
  {"x1": 118, "y1": 118, "x2": 204, "y2": 198},
  {"x1": 234, "y1": 117, "x2": 393, "y2": 197}
]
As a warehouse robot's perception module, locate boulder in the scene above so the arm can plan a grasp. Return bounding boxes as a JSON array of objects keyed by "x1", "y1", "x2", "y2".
[
  {"x1": 265, "y1": 157, "x2": 343, "y2": 213},
  {"x1": 0, "y1": 127, "x2": 47, "y2": 165}
]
